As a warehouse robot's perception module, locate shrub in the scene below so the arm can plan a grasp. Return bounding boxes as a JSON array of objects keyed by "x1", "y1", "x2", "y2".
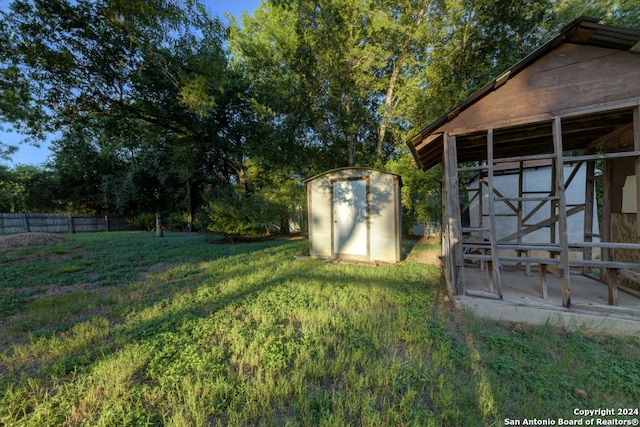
[
  {"x1": 129, "y1": 213, "x2": 156, "y2": 231},
  {"x1": 204, "y1": 192, "x2": 272, "y2": 238}
]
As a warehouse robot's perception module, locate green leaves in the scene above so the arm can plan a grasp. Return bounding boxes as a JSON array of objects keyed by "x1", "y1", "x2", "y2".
[{"x1": 3, "y1": 0, "x2": 639, "y2": 230}]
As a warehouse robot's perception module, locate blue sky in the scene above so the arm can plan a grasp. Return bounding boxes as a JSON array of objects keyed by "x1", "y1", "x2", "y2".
[{"x1": 0, "y1": 0, "x2": 262, "y2": 167}]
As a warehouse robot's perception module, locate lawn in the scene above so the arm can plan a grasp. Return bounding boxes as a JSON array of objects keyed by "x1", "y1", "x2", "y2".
[{"x1": 1, "y1": 232, "x2": 639, "y2": 426}]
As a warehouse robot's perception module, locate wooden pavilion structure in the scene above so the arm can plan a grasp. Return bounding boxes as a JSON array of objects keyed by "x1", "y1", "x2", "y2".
[{"x1": 408, "y1": 17, "x2": 640, "y2": 309}]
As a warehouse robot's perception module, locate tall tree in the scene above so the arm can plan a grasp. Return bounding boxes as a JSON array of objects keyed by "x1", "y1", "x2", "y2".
[
  {"x1": 370, "y1": 0, "x2": 435, "y2": 154},
  {"x1": 0, "y1": 0, "x2": 230, "y2": 220},
  {"x1": 0, "y1": 164, "x2": 57, "y2": 212},
  {"x1": 231, "y1": 0, "x2": 386, "y2": 169}
]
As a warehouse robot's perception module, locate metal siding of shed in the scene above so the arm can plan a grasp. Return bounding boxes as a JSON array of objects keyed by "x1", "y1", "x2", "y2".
[
  {"x1": 307, "y1": 174, "x2": 333, "y2": 258},
  {"x1": 369, "y1": 171, "x2": 401, "y2": 263},
  {"x1": 306, "y1": 168, "x2": 401, "y2": 263}
]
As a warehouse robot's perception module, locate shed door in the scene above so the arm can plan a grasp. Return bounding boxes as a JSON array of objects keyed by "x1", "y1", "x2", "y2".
[{"x1": 332, "y1": 178, "x2": 368, "y2": 257}]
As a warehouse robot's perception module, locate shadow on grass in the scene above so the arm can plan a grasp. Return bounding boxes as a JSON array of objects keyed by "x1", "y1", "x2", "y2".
[
  {"x1": 11, "y1": 234, "x2": 634, "y2": 425},
  {"x1": 0, "y1": 232, "x2": 295, "y2": 319},
  {"x1": 2, "y1": 236, "x2": 472, "y2": 425}
]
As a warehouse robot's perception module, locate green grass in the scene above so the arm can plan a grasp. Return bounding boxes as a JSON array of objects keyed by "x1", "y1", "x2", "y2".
[{"x1": 1, "y1": 232, "x2": 639, "y2": 426}]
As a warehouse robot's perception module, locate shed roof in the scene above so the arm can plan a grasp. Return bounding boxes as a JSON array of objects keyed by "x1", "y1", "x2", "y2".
[
  {"x1": 304, "y1": 167, "x2": 401, "y2": 184},
  {"x1": 408, "y1": 16, "x2": 640, "y2": 171}
]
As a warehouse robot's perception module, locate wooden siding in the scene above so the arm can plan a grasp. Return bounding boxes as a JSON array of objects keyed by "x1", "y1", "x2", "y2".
[
  {"x1": 438, "y1": 44, "x2": 640, "y2": 136},
  {"x1": 611, "y1": 213, "x2": 640, "y2": 291}
]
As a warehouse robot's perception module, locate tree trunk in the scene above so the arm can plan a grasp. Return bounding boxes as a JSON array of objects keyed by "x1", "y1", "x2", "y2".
[
  {"x1": 348, "y1": 134, "x2": 357, "y2": 166},
  {"x1": 238, "y1": 165, "x2": 247, "y2": 193},
  {"x1": 186, "y1": 178, "x2": 193, "y2": 232},
  {"x1": 280, "y1": 217, "x2": 290, "y2": 235},
  {"x1": 377, "y1": 51, "x2": 405, "y2": 155},
  {"x1": 376, "y1": 5, "x2": 429, "y2": 155},
  {"x1": 155, "y1": 213, "x2": 163, "y2": 238}
]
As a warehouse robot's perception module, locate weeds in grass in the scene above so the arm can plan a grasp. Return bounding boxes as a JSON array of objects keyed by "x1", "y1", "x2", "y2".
[{"x1": 1, "y1": 232, "x2": 639, "y2": 426}]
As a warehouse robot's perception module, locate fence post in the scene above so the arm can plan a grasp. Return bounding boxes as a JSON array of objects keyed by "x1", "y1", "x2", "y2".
[
  {"x1": 23, "y1": 213, "x2": 30, "y2": 233},
  {"x1": 105, "y1": 215, "x2": 110, "y2": 232},
  {"x1": 68, "y1": 214, "x2": 75, "y2": 233},
  {"x1": 155, "y1": 213, "x2": 163, "y2": 238}
]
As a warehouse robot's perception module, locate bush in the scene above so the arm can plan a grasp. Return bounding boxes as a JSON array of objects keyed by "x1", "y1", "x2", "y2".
[
  {"x1": 129, "y1": 213, "x2": 156, "y2": 231},
  {"x1": 204, "y1": 193, "x2": 272, "y2": 238},
  {"x1": 166, "y1": 212, "x2": 188, "y2": 231}
]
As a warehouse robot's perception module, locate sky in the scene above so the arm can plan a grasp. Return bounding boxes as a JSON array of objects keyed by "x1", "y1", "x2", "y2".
[{"x1": 0, "y1": 0, "x2": 262, "y2": 168}]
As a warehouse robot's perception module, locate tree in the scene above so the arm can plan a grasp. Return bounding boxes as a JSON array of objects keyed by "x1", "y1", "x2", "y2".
[
  {"x1": 4, "y1": 0, "x2": 637, "y2": 235},
  {"x1": 1, "y1": 0, "x2": 230, "y2": 221},
  {"x1": 231, "y1": 0, "x2": 386, "y2": 169},
  {"x1": 0, "y1": 164, "x2": 57, "y2": 212}
]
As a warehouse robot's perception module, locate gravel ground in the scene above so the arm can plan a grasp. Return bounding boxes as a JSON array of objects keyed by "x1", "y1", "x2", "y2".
[{"x1": 0, "y1": 232, "x2": 72, "y2": 250}]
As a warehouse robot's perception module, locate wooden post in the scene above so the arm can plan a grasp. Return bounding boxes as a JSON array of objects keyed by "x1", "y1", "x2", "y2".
[
  {"x1": 486, "y1": 129, "x2": 503, "y2": 299},
  {"x1": 104, "y1": 215, "x2": 110, "y2": 232},
  {"x1": 601, "y1": 138, "x2": 617, "y2": 305},
  {"x1": 517, "y1": 160, "x2": 524, "y2": 246},
  {"x1": 68, "y1": 214, "x2": 75, "y2": 234},
  {"x1": 550, "y1": 159, "x2": 556, "y2": 247},
  {"x1": 23, "y1": 213, "x2": 30, "y2": 233},
  {"x1": 634, "y1": 106, "x2": 640, "y2": 241},
  {"x1": 605, "y1": 267, "x2": 620, "y2": 306},
  {"x1": 583, "y1": 157, "x2": 595, "y2": 275},
  {"x1": 441, "y1": 159, "x2": 455, "y2": 298},
  {"x1": 539, "y1": 263, "x2": 549, "y2": 300},
  {"x1": 155, "y1": 213, "x2": 163, "y2": 238},
  {"x1": 552, "y1": 117, "x2": 571, "y2": 308},
  {"x1": 478, "y1": 169, "x2": 484, "y2": 235},
  {"x1": 443, "y1": 134, "x2": 465, "y2": 295}
]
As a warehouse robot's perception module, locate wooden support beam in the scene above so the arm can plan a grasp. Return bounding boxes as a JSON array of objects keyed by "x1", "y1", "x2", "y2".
[
  {"x1": 487, "y1": 129, "x2": 503, "y2": 299},
  {"x1": 499, "y1": 204, "x2": 584, "y2": 243},
  {"x1": 539, "y1": 264, "x2": 549, "y2": 300},
  {"x1": 457, "y1": 164, "x2": 489, "y2": 172},
  {"x1": 634, "y1": 106, "x2": 640, "y2": 242},
  {"x1": 605, "y1": 268, "x2": 620, "y2": 306},
  {"x1": 602, "y1": 138, "x2": 613, "y2": 305},
  {"x1": 496, "y1": 196, "x2": 559, "y2": 202},
  {"x1": 518, "y1": 161, "x2": 524, "y2": 250},
  {"x1": 461, "y1": 189, "x2": 480, "y2": 216},
  {"x1": 488, "y1": 187, "x2": 519, "y2": 213},
  {"x1": 588, "y1": 123, "x2": 633, "y2": 149},
  {"x1": 493, "y1": 153, "x2": 558, "y2": 164},
  {"x1": 569, "y1": 242, "x2": 640, "y2": 249},
  {"x1": 571, "y1": 260, "x2": 640, "y2": 269},
  {"x1": 550, "y1": 157, "x2": 557, "y2": 248},
  {"x1": 443, "y1": 134, "x2": 465, "y2": 295},
  {"x1": 553, "y1": 117, "x2": 571, "y2": 308},
  {"x1": 583, "y1": 157, "x2": 596, "y2": 275},
  {"x1": 564, "y1": 161, "x2": 583, "y2": 190},
  {"x1": 565, "y1": 151, "x2": 640, "y2": 163},
  {"x1": 441, "y1": 162, "x2": 451, "y2": 293},
  {"x1": 522, "y1": 196, "x2": 554, "y2": 224},
  {"x1": 478, "y1": 170, "x2": 484, "y2": 233}
]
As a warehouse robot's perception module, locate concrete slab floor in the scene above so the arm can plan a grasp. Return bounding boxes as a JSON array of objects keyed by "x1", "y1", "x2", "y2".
[{"x1": 458, "y1": 265, "x2": 640, "y2": 336}]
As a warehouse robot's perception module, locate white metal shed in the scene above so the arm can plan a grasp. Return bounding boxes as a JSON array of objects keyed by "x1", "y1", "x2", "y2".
[{"x1": 305, "y1": 167, "x2": 402, "y2": 263}]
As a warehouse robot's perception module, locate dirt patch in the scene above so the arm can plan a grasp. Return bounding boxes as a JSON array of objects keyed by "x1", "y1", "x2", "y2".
[
  {"x1": 0, "y1": 232, "x2": 72, "y2": 250},
  {"x1": 410, "y1": 237, "x2": 442, "y2": 266}
]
